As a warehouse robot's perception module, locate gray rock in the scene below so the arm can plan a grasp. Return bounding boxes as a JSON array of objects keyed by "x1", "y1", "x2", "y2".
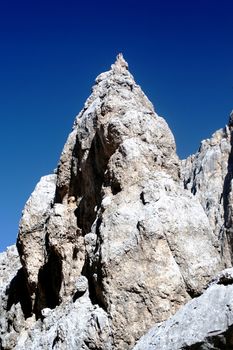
[
  {"x1": 133, "y1": 269, "x2": 233, "y2": 350},
  {"x1": 17, "y1": 174, "x2": 57, "y2": 297},
  {"x1": 41, "y1": 308, "x2": 52, "y2": 318},
  {"x1": 209, "y1": 267, "x2": 233, "y2": 286},
  {"x1": 0, "y1": 246, "x2": 25, "y2": 349},
  {"x1": 75, "y1": 276, "x2": 88, "y2": 293},
  {"x1": 15, "y1": 298, "x2": 112, "y2": 350},
  {"x1": 181, "y1": 125, "x2": 233, "y2": 265},
  {"x1": 48, "y1": 53, "x2": 223, "y2": 348},
  {"x1": 0, "y1": 54, "x2": 233, "y2": 349}
]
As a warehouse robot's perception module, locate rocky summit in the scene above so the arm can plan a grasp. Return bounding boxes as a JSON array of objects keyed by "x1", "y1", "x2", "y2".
[{"x1": 1, "y1": 54, "x2": 233, "y2": 350}]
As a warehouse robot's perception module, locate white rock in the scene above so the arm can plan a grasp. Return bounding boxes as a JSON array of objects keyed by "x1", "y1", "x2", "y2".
[
  {"x1": 1, "y1": 55, "x2": 232, "y2": 350},
  {"x1": 41, "y1": 308, "x2": 52, "y2": 318},
  {"x1": 75, "y1": 276, "x2": 88, "y2": 293}
]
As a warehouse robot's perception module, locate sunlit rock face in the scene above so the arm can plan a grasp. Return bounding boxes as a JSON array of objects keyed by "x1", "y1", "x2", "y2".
[
  {"x1": 133, "y1": 268, "x2": 233, "y2": 350},
  {"x1": 181, "y1": 125, "x2": 233, "y2": 267},
  {"x1": 0, "y1": 55, "x2": 232, "y2": 350}
]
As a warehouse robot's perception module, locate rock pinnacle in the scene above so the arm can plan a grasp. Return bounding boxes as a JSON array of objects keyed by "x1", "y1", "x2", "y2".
[
  {"x1": 1, "y1": 55, "x2": 230, "y2": 350},
  {"x1": 229, "y1": 110, "x2": 233, "y2": 127},
  {"x1": 111, "y1": 53, "x2": 129, "y2": 71}
]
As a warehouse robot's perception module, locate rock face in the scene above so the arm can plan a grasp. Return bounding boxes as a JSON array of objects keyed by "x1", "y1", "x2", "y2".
[
  {"x1": 1, "y1": 54, "x2": 233, "y2": 349},
  {"x1": 17, "y1": 174, "x2": 57, "y2": 303},
  {"x1": 0, "y1": 246, "x2": 22, "y2": 349},
  {"x1": 133, "y1": 268, "x2": 233, "y2": 350},
  {"x1": 181, "y1": 126, "x2": 233, "y2": 266}
]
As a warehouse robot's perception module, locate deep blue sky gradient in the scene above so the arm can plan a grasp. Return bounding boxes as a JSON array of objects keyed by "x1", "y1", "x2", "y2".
[{"x1": 0, "y1": 0, "x2": 233, "y2": 251}]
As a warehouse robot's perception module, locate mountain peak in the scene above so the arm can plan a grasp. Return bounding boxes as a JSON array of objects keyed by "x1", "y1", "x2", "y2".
[
  {"x1": 1, "y1": 57, "x2": 232, "y2": 350},
  {"x1": 229, "y1": 110, "x2": 233, "y2": 127},
  {"x1": 111, "y1": 53, "x2": 129, "y2": 71}
]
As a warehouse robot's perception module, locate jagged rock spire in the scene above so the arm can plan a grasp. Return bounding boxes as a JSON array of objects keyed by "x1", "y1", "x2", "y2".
[
  {"x1": 4, "y1": 56, "x2": 226, "y2": 350},
  {"x1": 229, "y1": 110, "x2": 233, "y2": 127},
  {"x1": 111, "y1": 53, "x2": 129, "y2": 71}
]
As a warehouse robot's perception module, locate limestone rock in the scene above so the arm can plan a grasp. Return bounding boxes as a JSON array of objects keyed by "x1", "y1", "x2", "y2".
[
  {"x1": 0, "y1": 246, "x2": 20, "y2": 291},
  {"x1": 0, "y1": 246, "x2": 26, "y2": 349},
  {"x1": 181, "y1": 124, "x2": 233, "y2": 265},
  {"x1": 133, "y1": 268, "x2": 233, "y2": 350},
  {"x1": 17, "y1": 174, "x2": 57, "y2": 298},
  {"x1": 209, "y1": 267, "x2": 233, "y2": 286},
  {"x1": 14, "y1": 294, "x2": 112, "y2": 350},
  {"x1": 49, "y1": 53, "x2": 223, "y2": 348},
  {"x1": 0, "y1": 55, "x2": 232, "y2": 349}
]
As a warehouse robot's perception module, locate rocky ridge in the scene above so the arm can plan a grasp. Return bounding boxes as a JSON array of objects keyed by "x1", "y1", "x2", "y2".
[{"x1": 1, "y1": 54, "x2": 233, "y2": 349}]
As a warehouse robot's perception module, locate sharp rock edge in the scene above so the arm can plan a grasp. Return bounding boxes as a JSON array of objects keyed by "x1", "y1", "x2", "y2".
[{"x1": 1, "y1": 54, "x2": 233, "y2": 350}]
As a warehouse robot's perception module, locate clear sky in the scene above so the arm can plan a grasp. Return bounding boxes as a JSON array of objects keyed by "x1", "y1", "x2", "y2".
[{"x1": 0, "y1": 0, "x2": 233, "y2": 252}]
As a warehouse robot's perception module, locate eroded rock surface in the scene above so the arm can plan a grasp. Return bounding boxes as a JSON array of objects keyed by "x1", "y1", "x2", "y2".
[
  {"x1": 181, "y1": 123, "x2": 233, "y2": 266},
  {"x1": 17, "y1": 174, "x2": 57, "y2": 303},
  {"x1": 133, "y1": 268, "x2": 233, "y2": 350},
  {"x1": 14, "y1": 292, "x2": 112, "y2": 350},
  {"x1": 0, "y1": 246, "x2": 26, "y2": 349},
  {"x1": 0, "y1": 55, "x2": 233, "y2": 349}
]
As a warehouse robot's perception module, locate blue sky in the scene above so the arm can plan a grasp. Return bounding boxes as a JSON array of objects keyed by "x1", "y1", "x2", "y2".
[{"x1": 0, "y1": 0, "x2": 233, "y2": 252}]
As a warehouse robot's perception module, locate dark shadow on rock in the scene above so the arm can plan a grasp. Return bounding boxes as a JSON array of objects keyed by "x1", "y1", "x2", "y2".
[
  {"x1": 6, "y1": 267, "x2": 32, "y2": 319},
  {"x1": 80, "y1": 222, "x2": 108, "y2": 312},
  {"x1": 53, "y1": 125, "x2": 120, "y2": 312},
  {"x1": 73, "y1": 130, "x2": 113, "y2": 234},
  {"x1": 182, "y1": 324, "x2": 233, "y2": 349},
  {"x1": 34, "y1": 248, "x2": 63, "y2": 318},
  {"x1": 222, "y1": 128, "x2": 233, "y2": 259},
  {"x1": 72, "y1": 289, "x2": 86, "y2": 302},
  {"x1": 66, "y1": 128, "x2": 119, "y2": 236}
]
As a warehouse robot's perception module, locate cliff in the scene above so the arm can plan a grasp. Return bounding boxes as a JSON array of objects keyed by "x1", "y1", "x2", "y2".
[{"x1": 1, "y1": 55, "x2": 233, "y2": 350}]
